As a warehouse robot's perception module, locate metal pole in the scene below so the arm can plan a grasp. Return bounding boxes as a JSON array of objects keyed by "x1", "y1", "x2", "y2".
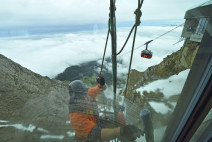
[{"x1": 110, "y1": 0, "x2": 117, "y2": 127}]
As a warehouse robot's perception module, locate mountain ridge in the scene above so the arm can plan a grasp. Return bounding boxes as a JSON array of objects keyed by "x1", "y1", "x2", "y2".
[{"x1": 0, "y1": 54, "x2": 71, "y2": 142}]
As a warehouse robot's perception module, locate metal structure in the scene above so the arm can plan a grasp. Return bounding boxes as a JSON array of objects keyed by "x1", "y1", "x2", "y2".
[
  {"x1": 109, "y1": 0, "x2": 118, "y2": 126},
  {"x1": 181, "y1": 4, "x2": 212, "y2": 43},
  {"x1": 162, "y1": 11, "x2": 212, "y2": 142}
]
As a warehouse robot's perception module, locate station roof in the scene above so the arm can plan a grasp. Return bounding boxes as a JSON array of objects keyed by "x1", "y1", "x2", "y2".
[{"x1": 185, "y1": 1, "x2": 212, "y2": 18}]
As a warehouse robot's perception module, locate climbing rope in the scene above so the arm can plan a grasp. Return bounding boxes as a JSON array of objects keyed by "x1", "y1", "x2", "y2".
[
  {"x1": 116, "y1": 25, "x2": 136, "y2": 55},
  {"x1": 116, "y1": 0, "x2": 143, "y2": 56},
  {"x1": 99, "y1": 0, "x2": 144, "y2": 117},
  {"x1": 124, "y1": 0, "x2": 144, "y2": 96},
  {"x1": 99, "y1": 19, "x2": 110, "y2": 77}
]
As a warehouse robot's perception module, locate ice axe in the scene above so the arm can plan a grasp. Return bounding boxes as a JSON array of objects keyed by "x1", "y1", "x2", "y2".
[{"x1": 140, "y1": 109, "x2": 154, "y2": 142}]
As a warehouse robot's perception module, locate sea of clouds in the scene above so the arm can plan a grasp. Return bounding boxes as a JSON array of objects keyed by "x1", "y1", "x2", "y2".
[{"x1": 0, "y1": 25, "x2": 183, "y2": 78}]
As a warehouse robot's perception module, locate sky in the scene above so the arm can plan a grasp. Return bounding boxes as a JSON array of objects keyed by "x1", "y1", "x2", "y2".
[{"x1": 0, "y1": 0, "x2": 207, "y2": 29}]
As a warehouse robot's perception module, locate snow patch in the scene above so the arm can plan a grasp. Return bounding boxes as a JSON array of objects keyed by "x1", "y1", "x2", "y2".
[
  {"x1": 0, "y1": 124, "x2": 36, "y2": 132},
  {"x1": 136, "y1": 69, "x2": 190, "y2": 98},
  {"x1": 149, "y1": 102, "x2": 172, "y2": 114},
  {"x1": 0, "y1": 120, "x2": 8, "y2": 123},
  {"x1": 37, "y1": 127, "x2": 49, "y2": 133},
  {"x1": 40, "y1": 135, "x2": 64, "y2": 140},
  {"x1": 66, "y1": 131, "x2": 75, "y2": 137}
]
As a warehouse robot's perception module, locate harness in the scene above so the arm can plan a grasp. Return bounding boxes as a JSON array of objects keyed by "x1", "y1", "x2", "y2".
[
  {"x1": 69, "y1": 94, "x2": 99, "y2": 117},
  {"x1": 69, "y1": 94, "x2": 100, "y2": 142}
]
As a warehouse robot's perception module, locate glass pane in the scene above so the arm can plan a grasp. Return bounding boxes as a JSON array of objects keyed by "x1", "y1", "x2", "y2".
[
  {"x1": 196, "y1": 18, "x2": 209, "y2": 35},
  {"x1": 0, "y1": 1, "x2": 209, "y2": 142}
]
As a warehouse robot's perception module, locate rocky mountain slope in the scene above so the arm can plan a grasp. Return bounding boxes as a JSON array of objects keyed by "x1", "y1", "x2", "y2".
[
  {"x1": 0, "y1": 54, "x2": 71, "y2": 142},
  {"x1": 54, "y1": 58, "x2": 125, "y2": 87}
]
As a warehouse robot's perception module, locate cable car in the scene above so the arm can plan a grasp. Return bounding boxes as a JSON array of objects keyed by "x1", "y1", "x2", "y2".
[
  {"x1": 141, "y1": 40, "x2": 153, "y2": 59},
  {"x1": 141, "y1": 49, "x2": 152, "y2": 59}
]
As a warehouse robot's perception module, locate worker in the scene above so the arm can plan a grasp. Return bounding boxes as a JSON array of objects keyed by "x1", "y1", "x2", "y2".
[{"x1": 68, "y1": 77, "x2": 142, "y2": 142}]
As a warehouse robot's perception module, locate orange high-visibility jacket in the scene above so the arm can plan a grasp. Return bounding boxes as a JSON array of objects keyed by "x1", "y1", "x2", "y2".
[{"x1": 69, "y1": 85, "x2": 103, "y2": 139}]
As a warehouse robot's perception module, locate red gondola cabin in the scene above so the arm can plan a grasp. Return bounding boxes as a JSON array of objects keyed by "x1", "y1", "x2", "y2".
[{"x1": 141, "y1": 49, "x2": 152, "y2": 59}]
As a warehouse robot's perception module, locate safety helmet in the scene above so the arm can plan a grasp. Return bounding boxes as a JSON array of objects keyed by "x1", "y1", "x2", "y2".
[{"x1": 69, "y1": 80, "x2": 88, "y2": 95}]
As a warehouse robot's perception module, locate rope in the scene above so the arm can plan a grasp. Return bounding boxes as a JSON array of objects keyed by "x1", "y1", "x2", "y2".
[
  {"x1": 116, "y1": 0, "x2": 143, "y2": 56},
  {"x1": 124, "y1": 0, "x2": 144, "y2": 96},
  {"x1": 116, "y1": 25, "x2": 136, "y2": 55},
  {"x1": 99, "y1": 19, "x2": 110, "y2": 77},
  {"x1": 125, "y1": 26, "x2": 138, "y2": 95},
  {"x1": 134, "y1": 10, "x2": 142, "y2": 26}
]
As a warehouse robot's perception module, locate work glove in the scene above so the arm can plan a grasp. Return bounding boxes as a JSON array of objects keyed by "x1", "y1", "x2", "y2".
[
  {"x1": 120, "y1": 125, "x2": 142, "y2": 141},
  {"x1": 96, "y1": 76, "x2": 105, "y2": 86}
]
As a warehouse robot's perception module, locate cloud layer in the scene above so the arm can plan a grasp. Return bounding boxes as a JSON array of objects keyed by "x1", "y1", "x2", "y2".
[{"x1": 0, "y1": 25, "x2": 183, "y2": 78}]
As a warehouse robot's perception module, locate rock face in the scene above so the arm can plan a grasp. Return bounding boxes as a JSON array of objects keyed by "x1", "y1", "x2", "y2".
[
  {"x1": 55, "y1": 58, "x2": 113, "y2": 86},
  {"x1": 128, "y1": 42, "x2": 199, "y2": 91},
  {"x1": 54, "y1": 58, "x2": 125, "y2": 87},
  {"x1": 0, "y1": 54, "x2": 70, "y2": 142}
]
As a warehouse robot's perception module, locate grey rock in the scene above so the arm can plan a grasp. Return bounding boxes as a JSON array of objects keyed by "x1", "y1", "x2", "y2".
[{"x1": 0, "y1": 54, "x2": 71, "y2": 142}]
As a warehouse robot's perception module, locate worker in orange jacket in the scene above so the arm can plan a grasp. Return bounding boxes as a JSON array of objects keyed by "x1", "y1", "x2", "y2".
[{"x1": 68, "y1": 77, "x2": 142, "y2": 142}]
